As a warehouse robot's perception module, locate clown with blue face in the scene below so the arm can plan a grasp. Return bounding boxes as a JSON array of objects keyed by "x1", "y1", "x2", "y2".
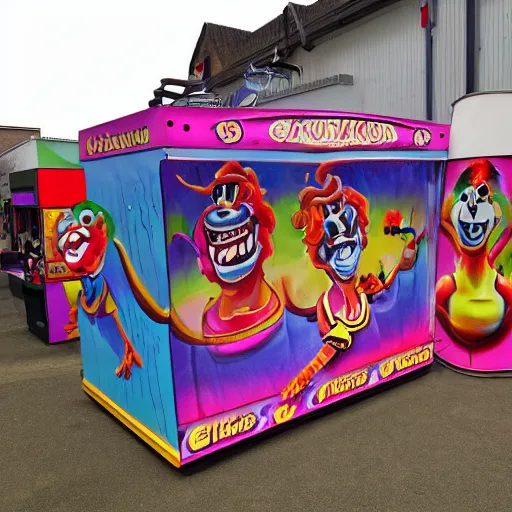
[
  {"x1": 203, "y1": 195, "x2": 263, "y2": 284},
  {"x1": 280, "y1": 173, "x2": 373, "y2": 400},
  {"x1": 281, "y1": 167, "x2": 423, "y2": 400}
]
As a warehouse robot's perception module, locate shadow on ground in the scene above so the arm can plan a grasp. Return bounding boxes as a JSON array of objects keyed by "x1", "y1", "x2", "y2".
[{"x1": 0, "y1": 273, "x2": 511, "y2": 512}]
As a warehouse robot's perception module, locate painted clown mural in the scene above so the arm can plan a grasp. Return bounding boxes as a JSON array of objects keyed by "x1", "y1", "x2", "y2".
[
  {"x1": 280, "y1": 164, "x2": 425, "y2": 399},
  {"x1": 56, "y1": 154, "x2": 437, "y2": 437},
  {"x1": 169, "y1": 161, "x2": 284, "y2": 351},
  {"x1": 164, "y1": 159, "x2": 435, "y2": 425},
  {"x1": 55, "y1": 200, "x2": 170, "y2": 379},
  {"x1": 435, "y1": 158, "x2": 512, "y2": 372}
]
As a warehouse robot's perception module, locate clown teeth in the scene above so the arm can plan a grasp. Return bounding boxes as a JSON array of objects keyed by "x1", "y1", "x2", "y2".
[
  {"x1": 65, "y1": 242, "x2": 89, "y2": 264},
  {"x1": 226, "y1": 245, "x2": 237, "y2": 263},
  {"x1": 218, "y1": 247, "x2": 229, "y2": 264},
  {"x1": 209, "y1": 227, "x2": 249, "y2": 246},
  {"x1": 209, "y1": 226, "x2": 259, "y2": 266}
]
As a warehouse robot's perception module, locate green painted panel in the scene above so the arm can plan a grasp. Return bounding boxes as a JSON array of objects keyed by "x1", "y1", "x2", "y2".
[{"x1": 36, "y1": 140, "x2": 80, "y2": 168}]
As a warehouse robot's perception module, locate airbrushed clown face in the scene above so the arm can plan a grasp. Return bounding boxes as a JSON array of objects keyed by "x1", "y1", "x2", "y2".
[
  {"x1": 176, "y1": 161, "x2": 276, "y2": 287},
  {"x1": 56, "y1": 207, "x2": 108, "y2": 274},
  {"x1": 318, "y1": 200, "x2": 362, "y2": 281},
  {"x1": 203, "y1": 182, "x2": 262, "y2": 283},
  {"x1": 450, "y1": 182, "x2": 497, "y2": 249}
]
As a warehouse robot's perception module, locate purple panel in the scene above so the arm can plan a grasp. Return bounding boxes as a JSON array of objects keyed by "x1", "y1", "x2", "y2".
[
  {"x1": 45, "y1": 282, "x2": 74, "y2": 344},
  {"x1": 12, "y1": 191, "x2": 36, "y2": 206}
]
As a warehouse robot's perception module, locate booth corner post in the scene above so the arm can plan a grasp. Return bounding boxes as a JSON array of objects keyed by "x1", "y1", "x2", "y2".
[
  {"x1": 435, "y1": 91, "x2": 512, "y2": 376},
  {"x1": 76, "y1": 105, "x2": 449, "y2": 466},
  {"x1": 0, "y1": 137, "x2": 86, "y2": 344}
]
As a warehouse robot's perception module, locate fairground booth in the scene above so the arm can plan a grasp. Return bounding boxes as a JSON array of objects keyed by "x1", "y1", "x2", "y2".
[
  {"x1": 435, "y1": 91, "x2": 512, "y2": 376},
  {"x1": 0, "y1": 138, "x2": 85, "y2": 343},
  {"x1": 73, "y1": 104, "x2": 449, "y2": 466}
]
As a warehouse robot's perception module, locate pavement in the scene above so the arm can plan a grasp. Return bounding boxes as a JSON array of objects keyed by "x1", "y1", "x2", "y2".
[{"x1": 1, "y1": 272, "x2": 511, "y2": 512}]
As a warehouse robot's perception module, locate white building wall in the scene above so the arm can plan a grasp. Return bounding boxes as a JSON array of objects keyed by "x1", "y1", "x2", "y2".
[
  {"x1": 476, "y1": 0, "x2": 512, "y2": 91},
  {"x1": 212, "y1": 0, "x2": 511, "y2": 123},
  {"x1": 288, "y1": 0, "x2": 426, "y2": 120},
  {"x1": 432, "y1": 0, "x2": 466, "y2": 124},
  {"x1": 258, "y1": 83, "x2": 359, "y2": 111},
  {"x1": 0, "y1": 140, "x2": 38, "y2": 200}
]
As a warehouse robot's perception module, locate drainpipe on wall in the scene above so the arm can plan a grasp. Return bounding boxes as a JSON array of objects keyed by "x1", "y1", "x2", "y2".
[
  {"x1": 465, "y1": 0, "x2": 476, "y2": 93},
  {"x1": 424, "y1": 0, "x2": 435, "y2": 121},
  {"x1": 287, "y1": 3, "x2": 314, "y2": 51}
]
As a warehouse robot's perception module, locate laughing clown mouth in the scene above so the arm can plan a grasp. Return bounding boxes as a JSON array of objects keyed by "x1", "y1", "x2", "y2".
[
  {"x1": 319, "y1": 202, "x2": 362, "y2": 280},
  {"x1": 457, "y1": 217, "x2": 490, "y2": 247},
  {"x1": 58, "y1": 227, "x2": 91, "y2": 264},
  {"x1": 327, "y1": 237, "x2": 357, "y2": 260},
  {"x1": 321, "y1": 233, "x2": 362, "y2": 280},
  {"x1": 204, "y1": 216, "x2": 261, "y2": 283}
]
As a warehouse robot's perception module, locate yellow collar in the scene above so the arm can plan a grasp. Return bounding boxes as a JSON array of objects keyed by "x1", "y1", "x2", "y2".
[{"x1": 322, "y1": 290, "x2": 370, "y2": 332}]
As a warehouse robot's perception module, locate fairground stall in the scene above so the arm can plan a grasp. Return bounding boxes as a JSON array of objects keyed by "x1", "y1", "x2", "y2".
[
  {"x1": 435, "y1": 91, "x2": 512, "y2": 375},
  {"x1": 75, "y1": 106, "x2": 449, "y2": 467},
  {"x1": 0, "y1": 138, "x2": 85, "y2": 343}
]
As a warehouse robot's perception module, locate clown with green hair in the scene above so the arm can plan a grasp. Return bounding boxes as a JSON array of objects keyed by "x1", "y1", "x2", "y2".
[{"x1": 56, "y1": 200, "x2": 169, "y2": 380}]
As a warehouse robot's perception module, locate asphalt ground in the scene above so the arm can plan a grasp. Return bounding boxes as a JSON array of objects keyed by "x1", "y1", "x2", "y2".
[{"x1": 1, "y1": 273, "x2": 511, "y2": 512}]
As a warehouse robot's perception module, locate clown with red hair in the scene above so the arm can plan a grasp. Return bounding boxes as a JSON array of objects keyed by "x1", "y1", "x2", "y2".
[
  {"x1": 281, "y1": 163, "x2": 421, "y2": 399},
  {"x1": 170, "y1": 161, "x2": 284, "y2": 352}
]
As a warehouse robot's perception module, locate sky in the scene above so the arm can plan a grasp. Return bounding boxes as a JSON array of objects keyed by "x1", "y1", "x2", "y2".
[{"x1": 1, "y1": 0, "x2": 314, "y2": 140}]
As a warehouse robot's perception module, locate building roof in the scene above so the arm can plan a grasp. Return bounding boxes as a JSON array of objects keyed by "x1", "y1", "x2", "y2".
[
  {"x1": 190, "y1": 24, "x2": 251, "y2": 75},
  {"x1": 39, "y1": 137, "x2": 78, "y2": 143},
  {"x1": 0, "y1": 136, "x2": 77, "y2": 160},
  {"x1": 191, "y1": 0, "x2": 400, "y2": 89},
  {"x1": 0, "y1": 125, "x2": 40, "y2": 132}
]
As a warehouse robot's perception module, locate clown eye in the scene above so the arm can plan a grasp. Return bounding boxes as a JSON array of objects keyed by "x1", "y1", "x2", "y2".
[
  {"x1": 330, "y1": 202, "x2": 341, "y2": 215},
  {"x1": 341, "y1": 209, "x2": 358, "y2": 237},
  {"x1": 322, "y1": 205, "x2": 330, "y2": 218},
  {"x1": 460, "y1": 192, "x2": 469, "y2": 202},
  {"x1": 212, "y1": 183, "x2": 239, "y2": 205},
  {"x1": 477, "y1": 183, "x2": 489, "y2": 199},
  {"x1": 212, "y1": 185, "x2": 223, "y2": 204},
  {"x1": 79, "y1": 209, "x2": 95, "y2": 226}
]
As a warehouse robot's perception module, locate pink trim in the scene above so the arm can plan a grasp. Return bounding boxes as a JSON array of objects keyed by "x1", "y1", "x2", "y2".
[
  {"x1": 180, "y1": 340, "x2": 433, "y2": 464},
  {"x1": 79, "y1": 106, "x2": 450, "y2": 160}
]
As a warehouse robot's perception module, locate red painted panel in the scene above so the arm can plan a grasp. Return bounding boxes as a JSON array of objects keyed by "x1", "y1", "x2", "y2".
[{"x1": 37, "y1": 168, "x2": 86, "y2": 208}]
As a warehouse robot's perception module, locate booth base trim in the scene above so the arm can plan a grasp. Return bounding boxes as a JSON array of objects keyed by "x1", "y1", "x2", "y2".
[
  {"x1": 435, "y1": 354, "x2": 512, "y2": 378},
  {"x1": 81, "y1": 379, "x2": 181, "y2": 467},
  {"x1": 179, "y1": 342, "x2": 434, "y2": 464}
]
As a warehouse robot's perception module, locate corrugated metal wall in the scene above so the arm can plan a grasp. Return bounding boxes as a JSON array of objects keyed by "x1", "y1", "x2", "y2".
[
  {"x1": 477, "y1": 0, "x2": 512, "y2": 91},
  {"x1": 288, "y1": 0, "x2": 426, "y2": 120},
  {"x1": 283, "y1": 0, "x2": 511, "y2": 122},
  {"x1": 210, "y1": 0, "x2": 512, "y2": 121},
  {"x1": 433, "y1": 0, "x2": 466, "y2": 123}
]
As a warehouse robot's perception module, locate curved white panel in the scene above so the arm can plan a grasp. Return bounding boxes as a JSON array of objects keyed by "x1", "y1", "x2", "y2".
[{"x1": 449, "y1": 92, "x2": 512, "y2": 160}]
